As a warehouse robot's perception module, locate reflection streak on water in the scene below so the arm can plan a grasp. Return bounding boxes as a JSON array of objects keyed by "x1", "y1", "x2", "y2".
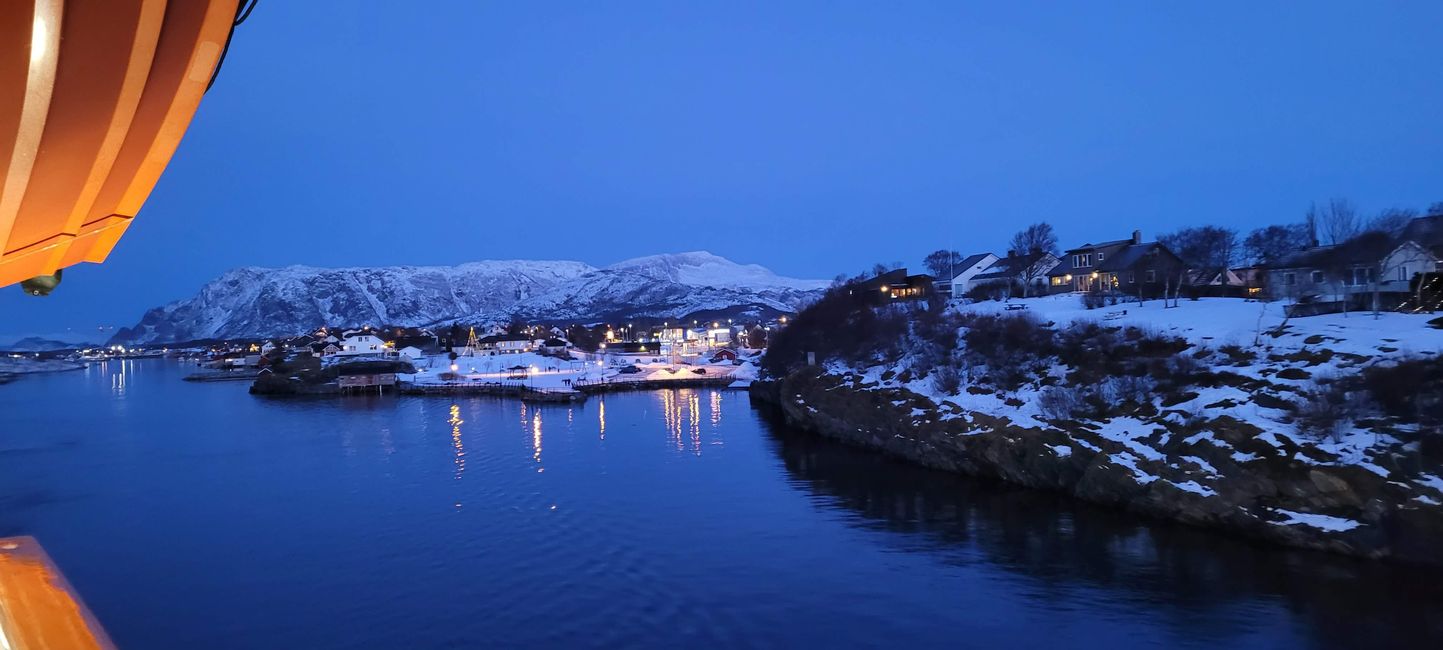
[
  {"x1": 689, "y1": 391, "x2": 701, "y2": 456},
  {"x1": 449, "y1": 404, "x2": 465, "y2": 482},
  {"x1": 658, "y1": 389, "x2": 708, "y2": 455},
  {"x1": 597, "y1": 399, "x2": 606, "y2": 440},
  {"x1": 532, "y1": 411, "x2": 543, "y2": 472}
]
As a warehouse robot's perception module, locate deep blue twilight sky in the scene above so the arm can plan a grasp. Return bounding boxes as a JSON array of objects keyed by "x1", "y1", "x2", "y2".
[{"x1": 5, "y1": 1, "x2": 1442, "y2": 340}]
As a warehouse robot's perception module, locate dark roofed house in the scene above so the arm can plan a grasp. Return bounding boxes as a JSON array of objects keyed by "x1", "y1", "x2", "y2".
[
  {"x1": 1095, "y1": 241, "x2": 1185, "y2": 296},
  {"x1": 1047, "y1": 230, "x2": 1183, "y2": 296},
  {"x1": 852, "y1": 268, "x2": 935, "y2": 305},
  {"x1": 1047, "y1": 233, "x2": 1140, "y2": 293}
]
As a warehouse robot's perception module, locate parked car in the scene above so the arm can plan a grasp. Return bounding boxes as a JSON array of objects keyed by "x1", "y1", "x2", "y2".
[
  {"x1": 618, "y1": 365, "x2": 642, "y2": 374},
  {"x1": 692, "y1": 368, "x2": 707, "y2": 375}
]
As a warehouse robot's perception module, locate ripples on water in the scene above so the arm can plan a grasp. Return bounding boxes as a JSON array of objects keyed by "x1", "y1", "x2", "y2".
[{"x1": 0, "y1": 360, "x2": 1438, "y2": 649}]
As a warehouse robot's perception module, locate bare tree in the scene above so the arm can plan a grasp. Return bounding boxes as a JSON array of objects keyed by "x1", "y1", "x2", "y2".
[
  {"x1": 922, "y1": 250, "x2": 963, "y2": 279},
  {"x1": 1369, "y1": 207, "x2": 1417, "y2": 237},
  {"x1": 1010, "y1": 222, "x2": 1059, "y2": 256},
  {"x1": 1160, "y1": 226, "x2": 1237, "y2": 297},
  {"x1": 1243, "y1": 224, "x2": 1311, "y2": 266},
  {"x1": 870, "y1": 262, "x2": 901, "y2": 277},
  {"x1": 1015, "y1": 255, "x2": 1055, "y2": 298},
  {"x1": 1316, "y1": 197, "x2": 1361, "y2": 245},
  {"x1": 1428, "y1": 202, "x2": 1443, "y2": 217}
]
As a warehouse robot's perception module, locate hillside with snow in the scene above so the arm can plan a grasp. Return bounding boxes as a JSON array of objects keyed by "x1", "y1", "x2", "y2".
[
  {"x1": 756, "y1": 292, "x2": 1443, "y2": 563},
  {"x1": 111, "y1": 252, "x2": 822, "y2": 344}
]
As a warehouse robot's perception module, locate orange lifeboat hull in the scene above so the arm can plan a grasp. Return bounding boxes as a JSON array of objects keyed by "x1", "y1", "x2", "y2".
[{"x1": 0, "y1": 0, "x2": 239, "y2": 290}]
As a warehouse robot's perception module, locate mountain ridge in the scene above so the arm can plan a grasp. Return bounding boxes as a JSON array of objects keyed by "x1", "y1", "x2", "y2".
[{"x1": 110, "y1": 252, "x2": 823, "y2": 344}]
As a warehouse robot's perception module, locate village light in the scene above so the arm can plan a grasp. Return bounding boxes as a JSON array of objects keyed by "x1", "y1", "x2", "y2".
[{"x1": 450, "y1": 363, "x2": 459, "y2": 372}]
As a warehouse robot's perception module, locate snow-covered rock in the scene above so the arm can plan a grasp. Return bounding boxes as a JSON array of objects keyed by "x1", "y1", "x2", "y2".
[{"x1": 111, "y1": 252, "x2": 822, "y2": 344}]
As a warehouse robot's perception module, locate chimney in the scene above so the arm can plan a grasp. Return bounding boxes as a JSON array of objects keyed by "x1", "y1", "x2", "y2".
[
  {"x1": 1131, "y1": 229, "x2": 1142, "y2": 245},
  {"x1": 1006, "y1": 249, "x2": 1017, "y2": 258}
]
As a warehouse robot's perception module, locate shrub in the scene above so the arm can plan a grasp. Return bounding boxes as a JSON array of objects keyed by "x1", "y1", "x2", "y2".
[
  {"x1": 1359, "y1": 357, "x2": 1443, "y2": 422},
  {"x1": 963, "y1": 281, "x2": 1024, "y2": 302},
  {"x1": 1080, "y1": 292, "x2": 1106, "y2": 310},
  {"x1": 933, "y1": 363, "x2": 962, "y2": 395},
  {"x1": 1294, "y1": 387, "x2": 1347, "y2": 441},
  {"x1": 1218, "y1": 344, "x2": 1255, "y2": 365},
  {"x1": 1038, "y1": 386, "x2": 1083, "y2": 420}
]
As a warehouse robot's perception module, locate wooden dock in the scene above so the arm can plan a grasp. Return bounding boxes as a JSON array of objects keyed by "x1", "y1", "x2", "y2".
[{"x1": 396, "y1": 381, "x2": 583, "y2": 402}]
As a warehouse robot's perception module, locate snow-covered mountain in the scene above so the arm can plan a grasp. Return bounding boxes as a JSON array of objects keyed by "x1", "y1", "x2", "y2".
[{"x1": 110, "y1": 252, "x2": 824, "y2": 344}]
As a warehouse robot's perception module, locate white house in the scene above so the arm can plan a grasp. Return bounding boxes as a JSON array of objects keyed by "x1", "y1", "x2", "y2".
[
  {"x1": 945, "y1": 253, "x2": 999, "y2": 297},
  {"x1": 397, "y1": 346, "x2": 424, "y2": 360},
  {"x1": 478, "y1": 334, "x2": 537, "y2": 355},
  {"x1": 966, "y1": 252, "x2": 1062, "y2": 295},
  {"x1": 337, "y1": 333, "x2": 388, "y2": 357},
  {"x1": 1268, "y1": 240, "x2": 1438, "y2": 303}
]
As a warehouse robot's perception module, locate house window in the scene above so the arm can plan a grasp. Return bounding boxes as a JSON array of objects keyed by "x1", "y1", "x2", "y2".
[
  {"x1": 1128, "y1": 272, "x2": 1135, "y2": 284},
  {"x1": 1072, "y1": 253, "x2": 1093, "y2": 268},
  {"x1": 1097, "y1": 252, "x2": 1105, "y2": 262},
  {"x1": 1399, "y1": 266, "x2": 1407, "y2": 281},
  {"x1": 1145, "y1": 270, "x2": 1156, "y2": 283},
  {"x1": 1284, "y1": 272, "x2": 1296, "y2": 286},
  {"x1": 1310, "y1": 270, "x2": 1323, "y2": 284},
  {"x1": 1348, "y1": 268, "x2": 1374, "y2": 286},
  {"x1": 1050, "y1": 276, "x2": 1063, "y2": 286}
]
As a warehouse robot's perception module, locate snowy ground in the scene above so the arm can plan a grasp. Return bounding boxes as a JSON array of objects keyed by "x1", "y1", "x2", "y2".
[
  {"x1": 0, "y1": 356, "x2": 85, "y2": 375},
  {"x1": 958, "y1": 294, "x2": 1443, "y2": 357}
]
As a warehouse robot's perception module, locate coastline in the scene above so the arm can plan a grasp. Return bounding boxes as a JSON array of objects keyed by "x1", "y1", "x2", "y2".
[{"x1": 749, "y1": 369, "x2": 1443, "y2": 565}]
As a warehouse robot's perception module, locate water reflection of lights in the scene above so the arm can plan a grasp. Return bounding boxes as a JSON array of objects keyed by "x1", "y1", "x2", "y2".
[
  {"x1": 660, "y1": 389, "x2": 705, "y2": 455},
  {"x1": 689, "y1": 392, "x2": 701, "y2": 455},
  {"x1": 531, "y1": 411, "x2": 543, "y2": 471},
  {"x1": 598, "y1": 399, "x2": 606, "y2": 440},
  {"x1": 449, "y1": 404, "x2": 465, "y2": 480},
  {"x1": 709, "y1": 390, "x2": 722, "y2": 426},
  {"x1": 98, "y1": 359, "x2": 133, "y2": 396}
]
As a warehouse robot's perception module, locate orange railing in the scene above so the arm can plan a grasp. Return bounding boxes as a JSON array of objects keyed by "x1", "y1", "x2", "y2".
[{"x1": 0, "y1": 536, "x2": 115, "y2": 650}]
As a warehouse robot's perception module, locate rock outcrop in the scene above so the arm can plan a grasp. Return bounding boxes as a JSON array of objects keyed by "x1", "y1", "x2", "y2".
[{"x1": 751, "y1": 368, "x2": 1443, "y2": 565}]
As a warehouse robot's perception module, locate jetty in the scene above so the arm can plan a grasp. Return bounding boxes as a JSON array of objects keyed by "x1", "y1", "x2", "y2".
[
  {"x1": 183, "y1": 369, "x2": 260, "y2": 382},
  {"x1": 397, "y1": 381, "x2": 582, "y2": 402}
]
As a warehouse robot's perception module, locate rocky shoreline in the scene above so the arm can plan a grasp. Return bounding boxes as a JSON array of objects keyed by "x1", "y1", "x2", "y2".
[{"x1": 750, "y1": 369, "x2": 1443, "y2": 565}]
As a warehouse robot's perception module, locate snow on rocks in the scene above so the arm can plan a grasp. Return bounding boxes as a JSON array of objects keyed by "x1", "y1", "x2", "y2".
[{"x1": 1269, "y1": 508, "x2": 1362, "y2": 532}]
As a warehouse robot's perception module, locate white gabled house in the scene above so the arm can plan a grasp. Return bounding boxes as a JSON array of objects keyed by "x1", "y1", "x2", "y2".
[
  {"x1": 397, "y1": 346, "x2": 424, "y2": 360},
  {"x1": 944, "y1": 253, "x2": 1000, "y2": 298},
  {"x1": 967, "y1": 251, "x2": 1062, "y2": 295},
  {"x1": 337, "y1": 333, "x2": 389, "y2": 357}
]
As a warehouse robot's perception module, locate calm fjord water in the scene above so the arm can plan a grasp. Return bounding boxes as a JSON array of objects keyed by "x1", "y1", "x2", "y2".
[{"x1": 1, "y1": 359, "x2": 1438, "y2": 649}]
